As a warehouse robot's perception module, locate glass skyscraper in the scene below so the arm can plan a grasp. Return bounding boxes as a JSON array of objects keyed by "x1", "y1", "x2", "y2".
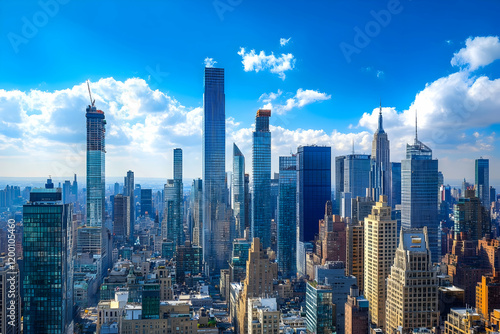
[
  {"x1": 202, "y1": 66, "x2": 229, "y2": 275},
  {"x1": 401, "y1": 133, "x2": 439, "y2": 263},
  {"x1": 252, "y1": 109, "x2": 272, "y2": 249},
  {"x1": 23, "y1": 188, "x2": 73, "y2": 334},
  {"x1": 297, "y1": 146, "x2": 331, "y2": 244},
  {"x1": 336, "y1": 153, "x2": 371, "y2": 218},
  {"x1": 163, "y1": 148, "x2": 184, "y2": 247},
  {"x1": 174, "y1": 148, "x2": 183, "y2": 181},
  {"x1": 390, "y1": 162, "x2": 401, "y2": 208},
  {"x1": 232, "y1": 143, "x2": 245, "y2": 240},
  {"x1": 475, "y1": 158, "x2": 490, "y2": 208},
  {"x1": 277, "y1": 154, "x2": 297, "y2": 277},
  {"x1": 124, "y1": 170, "x2": 135, "y2": 242},
  {"x1": 369, "y1": 104, "x2": 391, "y2": 201},
  {"x1": 335, "y1": 155, "x2": 345, "y2": 214},
  {"x1": 190, "y1": 178, "x2": 203, "y2": 246}
]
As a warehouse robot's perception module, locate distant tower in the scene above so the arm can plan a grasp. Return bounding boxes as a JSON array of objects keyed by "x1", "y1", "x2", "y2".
[
  {"x1": 233, "y1": 143, "x2": 246, "y2": 240},
  {"x1": 475, "y1": 158, "x2": 490, "y2": 208},
  {"x1": 164, "y1": 149, "x2": 183, "y2": 247},
  {"x1": 369, "y1": 102, "x2": 391, "y2": 202},
  {"x1": 252, "y1": 109, "x2": 272, "y2": 248}
]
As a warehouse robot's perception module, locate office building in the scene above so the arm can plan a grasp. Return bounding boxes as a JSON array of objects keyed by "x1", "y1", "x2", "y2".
[
  {"x1": 124, "y1": 170, "x2": 135, "y2": 242},
  {"x1": 454, "y1": 189, "x2": 491, "y2": 240},
  {"x1": 401, "y1": 125, "x2": 439, "y2": 263},
  {"x1": 475, "y1": 158, "x2": 490, "y2": 208},
  {"x1": 345, "y1": 284, "x2": 369, "y2": 334},
  {"x1": 175, "y1": 241, "x2": 202, "y2": 285},
  {"x1": 444, "y1": 308, "x2": 484, "y2": 334},
  {"x1": 390, "y1": 162, "x2": 401, "y2": 208},
  {"x1": 297, "y1": 146, "x2": 331, "y2": 274},
  {"x1": 385, "y1": 228, "x2": 440, "y2": 333},
  {"x1": 190, "y1": 178, "x2": 203, "y2": 246},
  {"x1": 476, "y1": 272, "x2": 500, "y2": 319},
  {"x1": 113, "y1": 194, "x2": 130, "y2": 243},
  {"x1": 229, "y1": 238, "x2": 251, "y2": 283},
  {"x1": 140, "y1": 189, "x2": 152, "y2": 217},
  {"x1": 337, "y1": 153, "x2": 371, "y2": 218},
  {"x1": 277, "y1": 154, "x2": 297, "y2": 277},
  {"x1": 23, "y1": 188, "x2": 74, "y2": 334},
  {"x1": 369, "y1": 103, "x2": 391, "y2": 202},
  {"x1": 202, "y1": 66, "x2": 229, "y2": 276},
  {"x1": 346, "y1": 221, "x2": 364, "y2": 291},
  {"x1": 252, "y1": 109, "x2": 272, "y2": 248},
  {"x1": 233, "y1": 143, "x2": 246, "y2": 240},
  {"x1": 364, "y1": 195, "x2": 397, "y2": 330}
]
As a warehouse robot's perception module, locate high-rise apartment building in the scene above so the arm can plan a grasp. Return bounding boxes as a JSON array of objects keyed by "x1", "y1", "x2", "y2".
[
  {"x1": 277, "y1": 154, "x2": 297, "y2": 277},
  {"x1": 364, "y1": 195, "x2": 397, "y2": 330},
  {"x1": 346, "y1": 221, "x2": 364, "y2": 291},
  {"x1": 233, "y1": 143, "x2": 246, "y2": 240},
  {"x1": 385, "y1": 227, "x2": 439, "y2": 333},
  {"x1": 252, "y1": 109, "x2": 272, "y2": 249},
  {"x1": 23, "y1": 188, "x2": 74, "y2": 334},
  {"x1": 454, "y1": 189, "x2": 491, "y2": 240},
  {"x1": 191, "y1": 179, "x2": 203, "y2": 246},
  {"x1": 401, "y1": 126, "x2": 439, "y2": 263},
  {"x1": 202, "y1": 66, "x2": 229, "y2": 275},
  {"x1": 475, "y1": 158, "x2": 490, "y2": 208},
  {"x1": 113, "y1": 194, "x2": 130, "y2": 243},
  {"x1": 124, "y1": 170, "x2": 135, "y2": 242}
]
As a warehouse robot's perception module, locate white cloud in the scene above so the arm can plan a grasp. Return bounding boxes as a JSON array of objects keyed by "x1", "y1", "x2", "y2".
[
  {"x1": 451, "y1": 36, "x2": 500, "y2": 70},
  {"x1": 237, "y1": 47, "x2": 295, "y2": 80},
  {"x1": 204, "y1": 57, "x2": 217, "y2": 68},
  {"x1": 280, "y1": 37, "x2": 291, "y2": 46},
  {"x1": 259, "y1": 88, "x2": 331, "y2": 115}
]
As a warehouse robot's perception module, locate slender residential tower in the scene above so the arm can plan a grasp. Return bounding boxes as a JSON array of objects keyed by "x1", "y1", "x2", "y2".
[
  {"x1": 475, "y1": 158, "x2": 490, "y2": 208},
  {"x1": 203, "y1": 66, "x2": 229, "y2": 275},
  {"x1": 252, "y1": 109, "x2": 272, "y2": 249},
  {"x1": 233, "y1": 143, "x2": 246, "y2": 240},
  {"x1": 369, "y1": 103, "x2": 391, "y2": 202}
]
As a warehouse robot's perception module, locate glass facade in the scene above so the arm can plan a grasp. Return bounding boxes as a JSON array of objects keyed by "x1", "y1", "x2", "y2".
[
  {"x1": 252, "y1": 109, "x2": 272, "y2": 249},
  {"x1": 232, "y1": 143, "x2": 245, "y2": 239},
  {"x1": 335, "y1": 156, "x2": 345, "y2": 214},
  {"x1": 124, "y1": 170, "x2": 135, "y2": 242},
  {"x1": 164, "y1": 180, "x2": 183, "y2": 247},
  {"x1": 202, "y1": 67, "x2": 229, "y2": 275},
  {"x1": 401, "y1": 139, "x2": 439, "y2": 263},
  {"x1": 306, "y1": 282, "x2": 335, "y2": 334},
  {"x1": 344, "y1": 154, "x2": 371, "y2": 199},
  {"x1": 140, "y1": 189, "x2": 153, "y2": 217},
  {"x1": 190, "y1": 179, "x2": 203, "y2": 246},
  {"x1": 277, "y1": 154, "x2": 297, "y2": 277},
  {"x1": 23, "y1": 189, "x2": 73, "y2": 334},
  {"x1": 391, "y1": 162, "x2": 401, "y2": 208},
  {"x1": 297, "y1": 146, "x2": 332, "y2": 243},
  {"x1": 174, "y1": 148, "x2": 183, "y2": 181},
  {"x1": 475, "y1": 158, "x2": 490, "y2": 208}
]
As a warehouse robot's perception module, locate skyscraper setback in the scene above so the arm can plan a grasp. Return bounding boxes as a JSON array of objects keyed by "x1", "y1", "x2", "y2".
[
  {"x1": 252, "y1": 109, "x2": 272, "y2": 249},
  {"x1": 202, "y1": 66, "x2": 229, "y2": 275}
]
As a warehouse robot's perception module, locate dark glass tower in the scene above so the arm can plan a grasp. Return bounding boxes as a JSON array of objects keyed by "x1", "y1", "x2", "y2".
[
  {"x1": 252, "y1": 109, "x2": 272, "y2": 249},
  {"x1": 124, "y1": 170, "x2": 135, "y2": 242},
  {"x1": 140, "y1": 189, "x2": 153, "y2": 217},
  {"x1": 23, "y1": 188, "x2": 73, "y2": 334},
  {"x1": 278, "y1": 154, "x2": 297, "y2": 277},
  {"x1": 401, "y1": 128, "x2": 439, "y2": 263},
  {"x1": 391, "y1": 162, "x2": 401, "y2": 208},
  {"x1": 297, "y1": 146, "x2": 332, "y2": 243},
  {"x1": 202, "y1": 67, "x2": 229, "y2": 275},
  {"x1": 475, "y1": 158, "x2": 490, "y2": 208},
  {"x1": 233, "y1": 143, "x2": 246, "y2": 239},
  {"x1": 163, "y1": 149, "x2": 184, "y2": 247},
  {"x1": 370, "y1": 104, "x2": 391, "y2": 201}
]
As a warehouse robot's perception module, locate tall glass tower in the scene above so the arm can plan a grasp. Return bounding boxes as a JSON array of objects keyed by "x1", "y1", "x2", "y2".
[
  {"x1": 233, "y1": 143, "x2": 246, "y2": 239},
  {"x1": 401, "y1": 127, "x2": 439, "y2": 263},
  {"x1": 203, "y1": 66, "x2": 229, "y2": 275},
  {"x1": 164, "y1": 149, "x2": 184, "y2": 247},
  {"x1": 252, "y1": 109, "x2": 272, "y2": 249},
  {"x1": 278, "y1": 154, "x2": 297, "y2": 277},
  {"x1": 370, "y1": 104, "x2": 391, "y2": 201},
  {"x1": 86, "y1": 103, "x2": 106, "y2": 227},
  {"x1": 297, "y1": 146, "x2": 331, "y2": 274},
  {"x1": 124, "y1": 170, "x2": 135, "y2": 242},
  {"x1": 475, "y1": 158, "x2": 490, "y2": 208},
  {"x1": 23, "y1": 188, "x2": 73, "y2": 334}
]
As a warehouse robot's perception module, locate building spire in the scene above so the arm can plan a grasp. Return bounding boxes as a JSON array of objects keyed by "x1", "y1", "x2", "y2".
[{"x1": 377, "y1": 100, "x2": 384, "y2": 133}]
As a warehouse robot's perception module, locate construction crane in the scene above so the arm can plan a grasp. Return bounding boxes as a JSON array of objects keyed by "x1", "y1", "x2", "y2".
[{"x1": 87, "y1": 80, "x2": 95, "y2": 108}]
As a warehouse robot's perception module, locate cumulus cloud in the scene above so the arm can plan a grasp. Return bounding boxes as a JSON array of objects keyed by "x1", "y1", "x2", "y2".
[
  {"x1": 451, "y1": 36, "x2": 500, "y2": 70},
  {"x1": 237, "y1": 47, "x2": 295, "y2": 80},
  {"x1": 204, "y1": 57, "x2": 217, "y2": 68},
  {"x1": 259, "y1": 88, "x2": 331, "y2": 115},
  {"x1": 280, "y1": 37, "x2": 291, "y2": 46}
]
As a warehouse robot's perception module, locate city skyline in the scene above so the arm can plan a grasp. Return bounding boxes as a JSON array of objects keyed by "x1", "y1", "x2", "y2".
[{"x1": 0, "y1": 1, "x2": 499, "y2": 184}]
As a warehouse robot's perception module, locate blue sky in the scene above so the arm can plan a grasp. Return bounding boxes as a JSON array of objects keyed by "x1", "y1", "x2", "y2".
[{"x1": 0, "y1": 0, "x2": 500, "y2": 186}]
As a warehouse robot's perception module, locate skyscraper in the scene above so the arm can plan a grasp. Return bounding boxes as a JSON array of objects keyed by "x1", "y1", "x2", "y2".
[
  {"x1": 113, "y1": 194, "x2": 131, "y2": 243},
  {"x1": 364, "y1": 195, "x2": 397, "y2": 330},
  {"x1": 342, "y1": 154, "x2": 371, "y2": 217},
  {"x1": 202, "y1": 66, "x2": 228, "y2": 275},
  {"x1": 297, "y1": 146, "x2": 331, "y2": 275},
  {"x1": 401, "y1": 124, "x2": 439, "y2": 263},
  {"x1": 191, "y1": 179, "x2": 203, "y2": 246},
  {"x1": 277, "y1": 154, "x2": 297, "y2": 277},
  {"x1": 140, "y1": 189, "x2": 153, "y2": 217},
  {"x1": 23, "y1": 188, "x2": 74, "y2": 334},
  {"x1": 385, "y1": 227, "x2": 439, "y2": 333},
  {"x1": 454, "y1": 189, "x2": 491, "y2": 240},
  {"x1": 475, "y1": 158, "x2": 490, "y2": 208},
  {"x1": 233, "y1": 143, "x2": 246, "y2": 240},
  {"x1": 369, "y1": 103, "x2": 391, "y2": 201},
  {"x1": 390, "y1": 162, "x2": 401, "y2": 208},
  {"x1": 335, "y1": 155, "x2": 345, "y2": 215},
  {"x1": 252, "y1": 109, "x2": 272, "y2": 249},
  {"x1": 124, "y1": 170, "x2": 135, "y2": 242},
  {"x1": 174, "y1": 148, "x2": 182, "y2": 181}
]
